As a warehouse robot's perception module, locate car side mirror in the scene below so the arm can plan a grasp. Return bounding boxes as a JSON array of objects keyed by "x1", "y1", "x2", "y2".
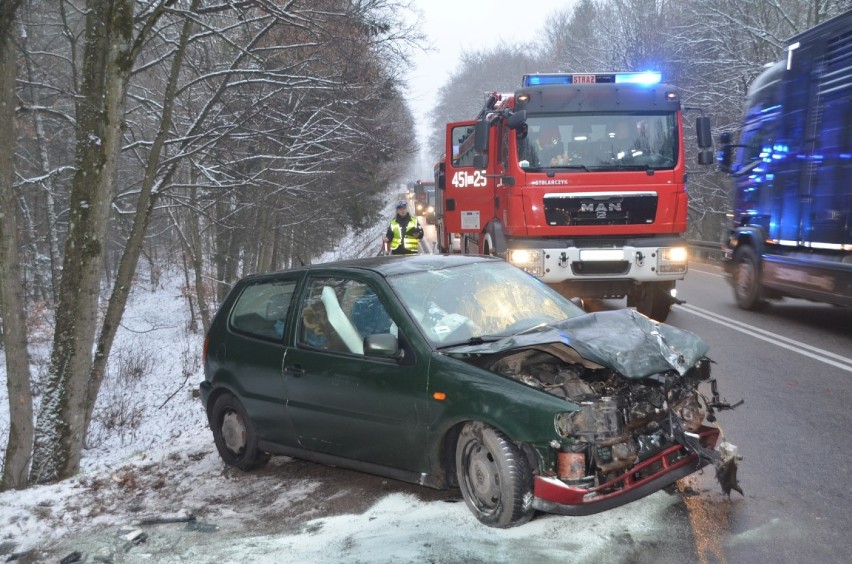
[{"x1": 364, "y1": 333, "x2": 401, "y2": 359}]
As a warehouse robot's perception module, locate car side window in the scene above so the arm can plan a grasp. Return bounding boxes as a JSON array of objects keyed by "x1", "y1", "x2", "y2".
[
  {"x1": 230, "y1": 280, "x2": 297, "y2": 341},
  {"x1": 298, "y1": 277, "x2": 395, "y2": 354}
]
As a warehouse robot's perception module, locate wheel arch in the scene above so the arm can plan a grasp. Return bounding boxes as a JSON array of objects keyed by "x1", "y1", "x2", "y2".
[
  {"x1": 483, "y1": 220, "x2": 508, "y2": 258},
  {"x1": 437, "y1": 419, "x2": 542, "y2": 489},
  {"x1": 732, "y1": 226, "x2": 765, "y2": 260}
]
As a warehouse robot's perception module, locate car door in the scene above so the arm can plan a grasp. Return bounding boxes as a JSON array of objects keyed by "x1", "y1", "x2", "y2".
[
  {"x1": 283, "y1": 274, "x2": 430, "y2": 472},
  {"x1": 220, "y1": 275, "x2": 301, "y2": 447}
]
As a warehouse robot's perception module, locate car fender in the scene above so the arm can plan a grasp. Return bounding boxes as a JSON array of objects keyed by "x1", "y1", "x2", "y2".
[{"x1": 425, "y1": 353, "x2": 574, "y2": 467}]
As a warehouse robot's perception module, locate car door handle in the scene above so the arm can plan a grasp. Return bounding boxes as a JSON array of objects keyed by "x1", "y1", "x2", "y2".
[{"x1": 284, "y1": 364, "x2": 305, "y2": 377}]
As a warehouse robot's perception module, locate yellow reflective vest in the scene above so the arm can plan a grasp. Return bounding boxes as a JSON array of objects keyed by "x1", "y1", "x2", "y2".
[{"x1": 389, "y1": 218, "x2": 421, "y2": 253}]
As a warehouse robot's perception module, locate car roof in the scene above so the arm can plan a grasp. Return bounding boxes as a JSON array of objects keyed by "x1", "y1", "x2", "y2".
[{"x1": 239, "y1": 254, "x2": 503, "y2": 283}]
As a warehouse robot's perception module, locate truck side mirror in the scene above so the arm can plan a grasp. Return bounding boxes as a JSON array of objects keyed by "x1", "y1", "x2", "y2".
[
  {"x1": 696, "y1": 116, "x2": 712, "y2": 149},
  {"x1": 473, "y1": 154, "x2": 488, "y2": 169},
  {"x1": 474, "y1": 119, "x2": 489, "y2": 152},
  {"x1": 697, "y1": 150, "x2": 715, "y2": 166},
  {"x1": 505, "y1": 110, "x2": 527, "y2": 130}
]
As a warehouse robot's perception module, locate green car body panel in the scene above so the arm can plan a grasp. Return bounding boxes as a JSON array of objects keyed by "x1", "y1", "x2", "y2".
[
  {"x1": 202, "y1": 262, "x2": 572, "y2": 485},
  {"x1": 201, "y1": 255, "x2": 740, "y2": 523}
]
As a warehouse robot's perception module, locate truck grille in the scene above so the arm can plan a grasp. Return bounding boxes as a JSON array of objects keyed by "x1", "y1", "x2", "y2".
[{"x1": 544, "y1": 192, "x2": 657, "y2": 226}]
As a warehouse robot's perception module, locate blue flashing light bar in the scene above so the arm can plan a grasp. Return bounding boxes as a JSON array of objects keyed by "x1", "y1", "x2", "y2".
[
  {"x1": 522, "y1": 71, "x2": 662, "y2": 87},
  {"x1": 524, "y1": 74, "x2": 573, "y2": 86},
  {"x1": 615, "y1": 71, "x2": 662, "y2": 84}
]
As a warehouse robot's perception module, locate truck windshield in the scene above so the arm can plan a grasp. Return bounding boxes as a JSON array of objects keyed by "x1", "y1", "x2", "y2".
[{"x1": 517, "y1": 113, "x2": 677, "y2": 171}]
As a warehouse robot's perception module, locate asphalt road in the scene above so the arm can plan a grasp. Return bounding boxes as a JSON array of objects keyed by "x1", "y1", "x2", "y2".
[{"x1": 656, "y1": 262, "x2": 852, "y2": 563}]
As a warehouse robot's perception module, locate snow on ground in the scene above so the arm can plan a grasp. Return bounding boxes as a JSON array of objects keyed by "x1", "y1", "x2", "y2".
[{"x1": 0, "y1": 216, "x2": 716, "y2": 562}]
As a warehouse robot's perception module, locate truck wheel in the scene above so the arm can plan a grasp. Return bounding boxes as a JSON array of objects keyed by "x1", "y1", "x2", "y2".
[
  {"x1": 733, "y1": 245, "x2": 765, "y2": 310},
  {"x1": 209, "y1": 393, "x2": 270, "y2": 471},
  {"x1": 456, "y1": 422, "x2": 534, "y2": 528},
  {"x1": 630, "y1": 282, "x2": 672, "y2": 322}
]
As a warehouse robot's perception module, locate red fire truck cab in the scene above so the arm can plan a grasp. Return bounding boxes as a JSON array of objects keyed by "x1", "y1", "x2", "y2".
[{"x1": 436, "y1": 72, "x2": 714, "y2": 321}]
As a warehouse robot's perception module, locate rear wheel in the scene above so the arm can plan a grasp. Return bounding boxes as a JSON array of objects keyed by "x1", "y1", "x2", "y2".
[
  {"x1": 733, "y1": 245, "x2": 765, "y2": 310},
  {"x1": 456, "y1": 422, "x2": 534, "y2": 528},
  {"x1": 209, "y1": 393, "x2": 270, "y2": 471}
]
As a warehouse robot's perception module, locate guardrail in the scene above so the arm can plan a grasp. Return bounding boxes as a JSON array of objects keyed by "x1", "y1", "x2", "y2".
[{"x1": 688, "y1": 240, "x2": 724, "y2": 264}]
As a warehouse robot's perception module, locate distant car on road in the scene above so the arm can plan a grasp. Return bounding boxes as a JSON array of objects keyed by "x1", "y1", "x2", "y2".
[{"x1": 200, "y1": 255, "x2": 741, "y2": 527}]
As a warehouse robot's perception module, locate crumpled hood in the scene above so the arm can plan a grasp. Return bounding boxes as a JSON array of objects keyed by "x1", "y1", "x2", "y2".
[{"x1": 446, "y1": 309, "x2": 710, "y2": 378}]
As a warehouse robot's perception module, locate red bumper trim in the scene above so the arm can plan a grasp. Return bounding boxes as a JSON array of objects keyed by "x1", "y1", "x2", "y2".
[{"x1": 534, "y1": 427, "x2": 720, "y2": 512}]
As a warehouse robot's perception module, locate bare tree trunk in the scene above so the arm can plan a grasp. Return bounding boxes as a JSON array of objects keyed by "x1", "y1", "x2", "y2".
[
  {"x1": 84, "y1": 0, "x2": 200, "y2": 430},
  {"x1": 30, "y1": 0, "x2": 134, "y2": 483},
  {"x1": 188, "y1": 187, "x2": 211, "y2": 333},
  {"x1": 1, "y1": 0, "x2": 34, "y2": 491}
]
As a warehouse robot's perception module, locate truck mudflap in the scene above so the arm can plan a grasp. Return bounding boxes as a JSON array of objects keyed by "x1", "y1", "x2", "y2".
[{"x1": 532, "y1": 427, "x2": 732, "y2": 516}]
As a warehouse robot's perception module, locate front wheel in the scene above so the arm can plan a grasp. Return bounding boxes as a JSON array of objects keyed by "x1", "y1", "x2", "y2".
[
  {"x1": 209, "y1": 393, "x2": 270, "y2": 471},
  {"x1": 628, "y1": 282, "x2": 673, "y2": 322},
  {"x1": 733, "y1": 245, "x2": 765, "y2": 310},
  {"x1": 456, "y1": 422, "x2": 534, "y2": 528}
]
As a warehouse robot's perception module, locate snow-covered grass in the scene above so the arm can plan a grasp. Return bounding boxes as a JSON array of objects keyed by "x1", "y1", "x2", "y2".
[{"x1": 0, "y1": 267, "x2": 210, "y2": 553}]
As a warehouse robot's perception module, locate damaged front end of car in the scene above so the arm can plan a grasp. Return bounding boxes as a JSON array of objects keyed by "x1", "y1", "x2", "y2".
[{"x1": 450, "y1": 309, "x2": 743, "y2": 515}]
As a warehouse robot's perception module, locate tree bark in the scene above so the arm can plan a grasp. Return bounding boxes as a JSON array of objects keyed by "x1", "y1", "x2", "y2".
[
  {"x1": 1, "y1": 0, "x2": 34, "y2": 491},
  {"x1": 188, "y1": 187, "x2": 211, "y2": 334},
  {"x1": 30, "y1": 0, "x2": 135, "y2": 483}
]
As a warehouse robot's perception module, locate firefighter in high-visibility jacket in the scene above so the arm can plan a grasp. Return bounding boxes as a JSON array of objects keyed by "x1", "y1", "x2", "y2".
[{"x1": 384, "y1": 200, "x2": 423, "y2": 255}]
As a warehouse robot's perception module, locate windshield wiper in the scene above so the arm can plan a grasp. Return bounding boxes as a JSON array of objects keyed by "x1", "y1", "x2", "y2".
[
  {"x1": 436, "y1": 335, "x2": 504, "y2": 350},
  {"x1": 550, "y1": 164, "x2": 591, "y2": 172},
  {"x1": 511, "y1": 321, "x2": 551, "y2": 337}
]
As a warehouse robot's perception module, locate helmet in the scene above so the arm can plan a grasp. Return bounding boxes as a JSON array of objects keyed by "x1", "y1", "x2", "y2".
[{"x1": 396, "y1": 200, "x2": 408, "y2": 209}]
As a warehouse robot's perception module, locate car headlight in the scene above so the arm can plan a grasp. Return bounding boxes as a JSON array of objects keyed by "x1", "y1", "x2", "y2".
[
  {"x1": 508, "y1": 249, "x2": 544, "y2": 276},
  {"x1": 658, "y1": 246, "x2": 688, "y2": 274}
]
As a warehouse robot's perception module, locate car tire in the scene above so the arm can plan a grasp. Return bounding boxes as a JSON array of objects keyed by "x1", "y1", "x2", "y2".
[
  {"x1": 629, "y1": 282, "x2": 672, "y2": 322},
  {"x1": 209, "y1": 393, "x2": 270, "y2": 471},
  {"x1": 733, "y1": 245, "x2": 765, "y2": 310},
  {"x1": 456, "y1": 422, "x2": 534, "y2": 528}
]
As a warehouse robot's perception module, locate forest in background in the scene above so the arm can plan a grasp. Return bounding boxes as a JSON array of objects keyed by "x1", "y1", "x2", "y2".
[{"x1": 1, "y1": 0, "x2": 849, "y2": 491}]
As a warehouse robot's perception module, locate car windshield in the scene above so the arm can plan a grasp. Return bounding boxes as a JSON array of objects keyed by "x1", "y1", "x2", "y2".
[{"x1": 387, "y1": 261, "x2": 585, "y2": 347}]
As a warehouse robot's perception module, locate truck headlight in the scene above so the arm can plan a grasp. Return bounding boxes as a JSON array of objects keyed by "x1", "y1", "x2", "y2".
[
  {"x1": 658, "y1": 246, "x2": 688, "y2": 274},
  {"x1": 508, "y1": 249, "x2": 544, "y2": 276}
]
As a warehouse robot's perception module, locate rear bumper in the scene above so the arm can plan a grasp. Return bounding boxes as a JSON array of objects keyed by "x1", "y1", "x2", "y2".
[{"x1": 532, "y1": 427, "x2": 719, "y2": 516}]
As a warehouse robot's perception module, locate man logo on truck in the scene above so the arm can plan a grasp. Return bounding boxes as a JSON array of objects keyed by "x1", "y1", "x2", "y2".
[{"x1": 580, "y1": 202, "x2": 622, "y2": 214}]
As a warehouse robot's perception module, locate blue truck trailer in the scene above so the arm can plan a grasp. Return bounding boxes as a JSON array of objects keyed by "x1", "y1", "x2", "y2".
[{"x1": 719, "y1": 11, "x2": 852, "y2": 309}]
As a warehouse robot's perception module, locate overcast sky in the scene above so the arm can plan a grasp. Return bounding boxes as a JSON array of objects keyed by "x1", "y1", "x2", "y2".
[{"x1": 405, "y1": 0, "x2": 577, "y2": 176}]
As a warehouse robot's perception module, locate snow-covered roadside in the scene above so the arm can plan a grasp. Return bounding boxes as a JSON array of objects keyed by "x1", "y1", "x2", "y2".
[{"x1": 0, "y1": 267, "x2": 211, "y2": 557}]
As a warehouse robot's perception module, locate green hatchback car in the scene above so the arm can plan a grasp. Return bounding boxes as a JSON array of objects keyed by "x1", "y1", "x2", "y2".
[{"x1": 200, "y1": 255, "x2": 741, "y2": 527}]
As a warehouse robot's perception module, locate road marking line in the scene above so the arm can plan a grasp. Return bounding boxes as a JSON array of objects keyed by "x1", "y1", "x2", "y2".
[
  {"x1": 675, "y1": 303, "x2": 852, "y2": 373},
  {"x1": 688, "y1": 265, "x2": 725, "y2": 279}
]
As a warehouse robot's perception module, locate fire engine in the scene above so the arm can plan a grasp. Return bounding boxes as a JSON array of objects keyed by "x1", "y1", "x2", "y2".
[{"x1": 435, "y1": 72, "x2": 714, "y2": 321}]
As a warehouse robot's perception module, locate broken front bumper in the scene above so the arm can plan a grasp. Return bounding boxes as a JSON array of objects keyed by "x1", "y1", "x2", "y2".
[{"x1": 532, "y1": 427, "x2": 720, "y2": 516}]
